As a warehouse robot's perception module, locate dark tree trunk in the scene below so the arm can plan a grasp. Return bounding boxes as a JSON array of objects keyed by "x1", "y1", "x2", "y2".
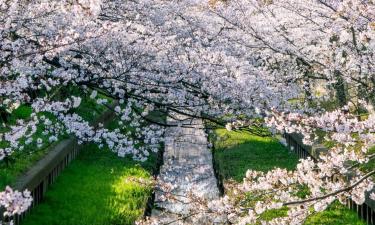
[
  {"x1": 333, "y1": 71, "x2": 347, "y2": 107},
  {"x1": 303, "y1": 74, "x2": 313, "y2": 104}
]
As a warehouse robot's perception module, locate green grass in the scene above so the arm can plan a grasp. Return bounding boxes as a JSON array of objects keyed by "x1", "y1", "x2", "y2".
[
  {"x1": 0, "y1": 105, "x2": 58, "y2": 189},
  {"x1": 305, "y1": 201, "x2": 366, "y2": 225},
  {"x1": 0, "y1": 96, "x2": 110, "y2": 190},
  {"x1": 20, "y1": 111, "x2": 163, "y2": 225},
  {"x1": 12, "y1": 105, "x2": 33, "y2": 120},
  {"x1": 211, "y1": 128, "x2": 365, "y2": 225},
  {"x1": 21, "y1": 143, "x2": 156, "y2": 225},
  {"x1": 0, "y1": 142, "x2": 57, "y2": 190},
  {"x1": 212, "y1": 129, "x2": 298, "y2": 182}
]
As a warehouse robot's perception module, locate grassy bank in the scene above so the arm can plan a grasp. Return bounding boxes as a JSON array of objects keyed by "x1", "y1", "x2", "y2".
[
  {"x1": 20, "y1": 110, "x2": 164, "y2": 225},
  {"x1": 212, "y1": 129, "x2": 298, "y2": 182},
  {"x1": 20, "y1": 142, "x2": 157, "y2": 225},
  {"x1": 211, "y1": 128, "x2": 365, "y2": 225},
  {"x1": 0, "y1": 96, "x2": 109, "y2": 190}
]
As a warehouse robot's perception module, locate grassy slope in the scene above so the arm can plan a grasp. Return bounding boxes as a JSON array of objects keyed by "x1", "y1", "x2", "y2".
[
  {"x1": 212, "y1": 128, "x2": 365, "y2": 225},
  {"x1": 20, "y1": 112, "x2": 164, "y2": 225},
  {"x1": 0, "y1": 96, "x2": 108, "y2": 189},
  {"x1": 0, "y1": 105, "x2": 56, "y2": 189},
  {"x1": 304, "y1": 201, "x2": 365, "y2": 225},
  {"x1": 213, "y1": 129, "x2": 298, "y2": 182},
  {"x1": 20, "y1": 143, "x2": 156, "y2": 225}
]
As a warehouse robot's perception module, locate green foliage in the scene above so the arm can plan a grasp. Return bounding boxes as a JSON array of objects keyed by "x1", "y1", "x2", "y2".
[
  {"x1": 259, "y1": 207, "x2": 289, "y2": 221},
  {"x1": 12, "y1": 105, "x2": 32, "y2": 120},
  {"x1": 72, "y1": 93, "x2": 110, "y2": 123},
  {"x1": 359, "y1": 146, "x2": 375, "y2": 174},
  {"x1": 294, "y1": 184, "x2": 311, "y2": 199},
  {"x1": 21, "y1": 143, "x2": 156, "y2": 225},
  {"x1": 0, "y1": 96, "x2": 110, "y2": 189},
  {"x1": 0, "y1": 113, "x2": 58, "y2": 189},
  {"x1": 316, "y1": 98, "x2": 340, "y2": 111}
]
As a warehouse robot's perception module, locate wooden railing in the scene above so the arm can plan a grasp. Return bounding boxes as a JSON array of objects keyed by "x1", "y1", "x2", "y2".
[
  {"x1": 283, "y1": 133, "x2": 375, "y2": 225},
  {"x1": 1, "y1": 106, "x2": 116, "y2": 225}
]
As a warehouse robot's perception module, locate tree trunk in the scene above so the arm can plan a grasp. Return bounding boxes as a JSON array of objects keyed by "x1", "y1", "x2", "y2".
[{"x1": 333, "y1": 71, "x2": 347, "y2": 107}]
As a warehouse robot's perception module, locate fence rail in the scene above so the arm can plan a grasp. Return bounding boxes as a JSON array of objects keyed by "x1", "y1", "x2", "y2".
[
  {"x1": 1, "y1": 106, "x2": 116, "y2": 225},
  {"x1": 283, "y1": 133, "x2": 375, "y2": 225}
]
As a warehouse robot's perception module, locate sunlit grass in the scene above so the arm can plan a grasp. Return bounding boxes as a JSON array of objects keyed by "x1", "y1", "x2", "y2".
[
  {"x1": 305, "y1": 201, "x2": 365, "y2": 225},
  {"x1": 21, "y1": 143, "x2": 156, "y2": 225},
  {"x1": 211, "y1": 128, "x2": 365, "y2": 224},
  {"x1": 212, "y1": 128, "x2": 298, "y2": 182},
  {"x1": 20, "y1": 112, "x2": 163, "y2": 225}
]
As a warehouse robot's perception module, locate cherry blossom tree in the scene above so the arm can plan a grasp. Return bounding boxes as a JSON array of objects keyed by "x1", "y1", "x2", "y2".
[
  {"x1": 139, "y1": 0, "x2": 375, "y2": 224},
  {"x1": 0, "y1": 0, "x2": 374, "y2": 224}
]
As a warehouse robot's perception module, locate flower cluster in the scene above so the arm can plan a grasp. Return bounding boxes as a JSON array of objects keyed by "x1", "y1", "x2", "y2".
[{"x1": 0, "y1": 186, "x2": 32, "y2": 220}]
